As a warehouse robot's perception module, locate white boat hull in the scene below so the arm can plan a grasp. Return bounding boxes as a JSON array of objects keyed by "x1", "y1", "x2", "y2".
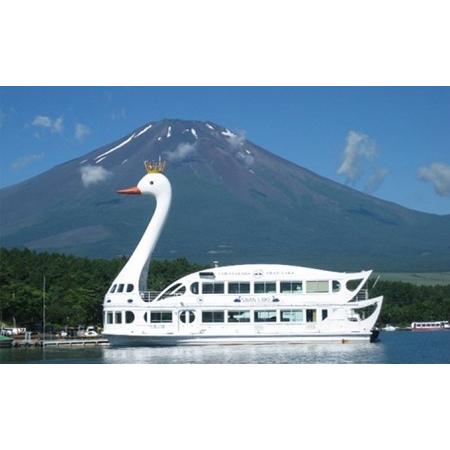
[{"x1": 105, "y1": 331, "x2": 377, "y2": 347}]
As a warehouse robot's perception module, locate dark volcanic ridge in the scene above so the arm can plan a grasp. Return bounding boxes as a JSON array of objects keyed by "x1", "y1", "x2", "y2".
[{"x1": 1, "y1": 118, "x2": 449, "y2": 271}]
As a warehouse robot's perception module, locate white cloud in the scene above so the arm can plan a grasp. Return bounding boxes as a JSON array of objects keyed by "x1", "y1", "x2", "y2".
[
  {"x1": 227, "y1": 130, "x2": 246, "y2": 149},
  {"x1": 418, "y1": 162, "x2": 450, "y2": 197},
  {"x1": 32, "y1": 115, "x2": 64, "y2": 133},
  {"x1": 80, "y1": 165, "x2": 112, "y2": 187},
  {"x1": 164, "y1": 142, "x2": 197, "y2": 163},
  {"x1": 337, "y1": 131, "x2": 377, "y2": 183},
  {"x1": 75, "y1": 123, "x2": 91, "y2": 141},
  {"x1": 53, "y1": 116, "x2": 63, "y2": 133},
  {"x1": 337, "y1": 130, "x2": 389, "y2": 193},
  {"x1": 236, "y1": 151, "x2": 255, "y2": 166},
  {"x1": 32, "y1": 115, "x2": 52, "y2": 127},
  {"x1": 11, "y1": 153, "x2": 44, "y2": 170},
  {"x1": 365, "y1": 167, "x2": 389, "y2": 193}
]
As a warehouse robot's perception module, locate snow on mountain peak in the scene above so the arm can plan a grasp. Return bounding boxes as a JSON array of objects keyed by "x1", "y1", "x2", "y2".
[
  {"x1": 135, "y1": 123, "x2": 153, "y2": 138},
  {"x1": 95, "y1": 133, "x2": 135, "y2": 160},
  {"x1": 221, "y1": 129, "x2": 237, "y2": 138}
]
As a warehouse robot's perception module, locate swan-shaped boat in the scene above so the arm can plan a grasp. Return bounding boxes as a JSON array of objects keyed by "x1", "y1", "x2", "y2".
[{"x1": 103, "y1": 161, "x2": 383, "y2": 346}]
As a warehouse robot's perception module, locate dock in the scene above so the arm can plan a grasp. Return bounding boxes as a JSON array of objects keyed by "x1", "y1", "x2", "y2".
[
  {"x1": 42, "y1": 338, "x2": 109, "y2": 347},
  {"x1": 11, "y1": 338, "x2": 110, "y2": 348}
]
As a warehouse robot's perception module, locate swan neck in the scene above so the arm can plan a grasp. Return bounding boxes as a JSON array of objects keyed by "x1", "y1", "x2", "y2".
[{"x1": 113, "y1": 188, "x2": 171, "y2": 293}]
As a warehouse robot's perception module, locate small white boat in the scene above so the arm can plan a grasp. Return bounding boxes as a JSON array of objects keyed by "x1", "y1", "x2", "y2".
[
  {"x1": 411, "y1": 321, "x2": 449, "y2": 331},
  {"x1": 84, "y1": 326, "x2": 99, "y2": 337},
  {"x1": 383, "y1": 325, "x2": 397, "y2": 331},
  {"x1": 103, "y1": 161, "x2": 383, "y2": 346}
]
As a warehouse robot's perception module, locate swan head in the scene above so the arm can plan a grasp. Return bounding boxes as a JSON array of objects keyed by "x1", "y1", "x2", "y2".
[{"x1": 117, "y1": 173, "x2": 171, "y2": 198}]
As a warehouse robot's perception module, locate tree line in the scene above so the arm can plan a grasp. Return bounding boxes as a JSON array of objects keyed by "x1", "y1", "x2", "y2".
[
  {"x1": 0, "y1": 247, "x2": 449, "y2": 330},
  {"x1": 0, "y1": 248, "x2": 204, "y2": 331}
]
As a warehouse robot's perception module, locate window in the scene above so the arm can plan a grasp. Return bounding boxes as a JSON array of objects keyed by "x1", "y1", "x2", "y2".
[
  {"x1": 202, "y1": 311, "x2": 225, "y2": 323},
  {"x1": 254, "y1": 282, "x2": 276, "y2": 294},
  {"x1": 180, "y1": 310, "x2": 195, "y2": 323},
  {"x1": 332, "y1": 281, "x2": 341, "y2": 292},
  {"x1": 125, "y1": 311, "x2": 135, "y2": 324},
  {"x1": 199, "y1": 271, "x2": 215, "y2": 279},
  {"x1": 306, "y1": 281, "x2": 329, "y2": 293},
  {"x1": 254, "y1": 310, "x2": 277, "y2": 322},
  {"x1": 228, "y1": 282, "x2": 250, "y2": 294},
  {"x1": 151, "y1": 311, "x2": 173, "y2": 323},
  {"x1": 191, "y1": 282, "x2": 199, "y2": 294},
  {"x1": 322, "y1": 309, "x2": 328, "y2": 320},
  {"x1": 117, "y1": 284, "x2": 125, "y2": 293},
  {"x1": 306, "y1": 309, "x2": 317, "y2": 322},
  {"x1": 353, "y1": 304, "x2": 377, "y2": 320},
  {"x1": 107, "y1": 312, "x2": 113, "y2": 324},
  {"x1": 228, "y1": 310, "x2": 251, "y2": 322},
  {"x1": 115, "y1": 311, "x2": 122, "y2": 324},
  {"x1": 280, "y1": 281, "x2": 303, "y2": 293},
  {"x1": 126, "y1": 284, "x2": 134, "y2": 293},
  {"x1": 281, "y1": 309, "x2": 303, "y2": 322},
  {"x1": 144, "y1": 312, "x2": 148, "y2": 322},
  {"x1": 110, "y1": 284, "x2": 117, "y2": 293},
  {"x1": 346, "y1": 279, "x2": 363, "y2": 291},
  {"x1": 202, "y1": 282, "x2": 224, "y2": 294},
  {"x1": 159, "y1": 283, "x2": 186, "y2": 300}
]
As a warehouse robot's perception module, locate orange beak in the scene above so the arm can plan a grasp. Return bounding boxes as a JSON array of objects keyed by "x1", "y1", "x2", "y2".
[{"x1": 117, "y1": 186, "x2": 141, "y2": 195}]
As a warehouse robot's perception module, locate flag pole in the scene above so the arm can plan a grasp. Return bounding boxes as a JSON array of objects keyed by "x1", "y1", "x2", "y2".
[{"x1": 42, "y1": 275, "x2": 46, "y2": 349}]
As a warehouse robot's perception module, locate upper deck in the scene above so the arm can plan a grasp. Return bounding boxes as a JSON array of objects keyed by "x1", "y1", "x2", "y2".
[
  {"x1": 150, "y1": 264, "x2": 371, "y2": 304},
  {"x1": 105, "y1": 263, "x2": 372, "y2": 307}
]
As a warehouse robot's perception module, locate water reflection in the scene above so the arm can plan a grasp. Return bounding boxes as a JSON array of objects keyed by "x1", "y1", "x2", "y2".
[
  {"x1": 1, "y1": 331, "x2": 449, "y2": 364},
  {"x1": 101, "y1": 341, "x2": 387, "y2": 364}
]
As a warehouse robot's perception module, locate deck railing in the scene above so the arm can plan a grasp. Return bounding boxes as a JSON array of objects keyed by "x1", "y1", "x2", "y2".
[
  {"x1": 355, "y1": 288, "x2": 369, "y2": 302},
  {"x1": 139, "y1": 291, "x2": 162, "y2": 302}
]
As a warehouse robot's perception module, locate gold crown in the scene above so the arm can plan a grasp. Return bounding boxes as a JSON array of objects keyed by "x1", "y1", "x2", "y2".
[{"x1": 144, "y1": 159, "x2": 166, "y2": 174}]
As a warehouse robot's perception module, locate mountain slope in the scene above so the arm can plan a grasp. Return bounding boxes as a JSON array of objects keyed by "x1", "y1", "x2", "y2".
[{"x1": 1, "y1": 119, "x2": 449, "y2": 271}]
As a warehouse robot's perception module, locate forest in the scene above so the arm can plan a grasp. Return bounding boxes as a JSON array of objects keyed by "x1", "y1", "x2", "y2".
[{"x1": 1, "y1": 247, "x2": 449, "y2": 331}]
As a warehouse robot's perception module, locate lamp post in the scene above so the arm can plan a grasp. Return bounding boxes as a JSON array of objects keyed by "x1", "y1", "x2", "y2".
[{"x1": 42, "y1": 275, "x2": 46, "y2": 348}]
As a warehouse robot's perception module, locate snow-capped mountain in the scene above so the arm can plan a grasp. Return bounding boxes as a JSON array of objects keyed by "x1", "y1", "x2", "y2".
[{"x1": 1, "y1": 118, "x2": 449, "y2": 271}]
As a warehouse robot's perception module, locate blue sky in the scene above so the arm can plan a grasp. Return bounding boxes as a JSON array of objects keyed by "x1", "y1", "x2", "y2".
[{"x1": 0, "y1": 87, "x2": 449, "y2": 214}]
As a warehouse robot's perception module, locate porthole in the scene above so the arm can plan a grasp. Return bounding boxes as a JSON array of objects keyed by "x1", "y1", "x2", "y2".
[
  {"x1": 106, "y1": 299, "x2": 111, "y2": 303},
  {"x1": 180, "y1": 310, "x2": 195, "y2": 323},
  {"x1": 127, "y1": 299, "x2": 133, "y2": 303},
  {"x1": 125, "y1": 311, "x2": 135, "y2": 324},
  {"x1": 150, "y1": 181, "x2": 154, "y2": 185}
]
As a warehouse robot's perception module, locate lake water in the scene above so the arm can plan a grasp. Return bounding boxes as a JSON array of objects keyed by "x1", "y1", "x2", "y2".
[{"x1": 1, "y1": 331, "x2": 449, "y2": 364}]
